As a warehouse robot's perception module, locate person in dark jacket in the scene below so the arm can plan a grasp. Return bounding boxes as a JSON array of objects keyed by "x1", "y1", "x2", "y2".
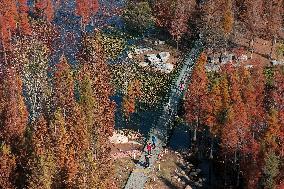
[{"x1": 144, "y1": 154, "x2": 150, "y2": 168}]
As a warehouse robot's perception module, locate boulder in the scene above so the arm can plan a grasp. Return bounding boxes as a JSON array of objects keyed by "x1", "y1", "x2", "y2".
[
  {"x1": 238, "y1": 54, "x2": 248, "y2": 61},
  {"x1": 109, "y1": 133, "x2": 128, "y2": 144},
  {"x1": 185, "y1": 186, "x2": 192, "y2": 189},
  {"x1": 146, "y1": 54, "x2": 161, "y2": 63},
  {"x1": 271, "y1": 60, "x2": 284, "y2": 66},
  {"x1": 158, "y1": 40, "x2": 165, "y2": 45},
  {"x1": 190, "y1": 172, "x2": 198, "y2": 177},
  {"x1": 245, "y1": 64, "x2": 253, "y2": 69},
  {"x1": 158, "y1": 52, "x2": 170, "y2": 63},
  {"x1": 127, "y1": 52, "x2": 133, "y2": 59},
  {"x1": 196, "y1": 169, "x2": 201, "y2": 173},
  {"x1": 138, "y1": 62, "x2": 149, "y2": 67}
]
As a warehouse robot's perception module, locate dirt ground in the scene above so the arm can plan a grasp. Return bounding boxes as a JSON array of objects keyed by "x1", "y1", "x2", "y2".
[{"x1": 233, "y1": 33, "x2": 284, "y2": 66}]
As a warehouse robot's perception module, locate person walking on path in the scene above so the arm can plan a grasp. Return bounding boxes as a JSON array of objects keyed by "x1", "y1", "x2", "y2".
[
  {"x1": 144, "y1": 154, "x2": 150, "y2": 168},
  {"x1": 146, "y1": 143, "x2": 152, "y2": 155},
  {"x1": 151, "y1": 136, "x2": 157, "y2": 149}
]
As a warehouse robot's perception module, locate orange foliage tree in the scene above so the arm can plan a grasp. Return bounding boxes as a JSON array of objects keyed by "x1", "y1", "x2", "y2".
[{"x1": 184, "y1": 53, "x2": 209, "y2": 141}]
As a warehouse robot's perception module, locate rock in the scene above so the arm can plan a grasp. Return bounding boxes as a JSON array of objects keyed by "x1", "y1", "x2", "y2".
[
  {"x1": 151, "y1": 62, "x2": 174, "y2": 73},
  {"x1": 238, "y1": 54, "x2": 248, "y2": 61},
  {"x1": 184, "y1": 175, "x2": 190, "y2": 182},
  {"x1": 109, "y1": 132, "x2": 128, "y2": 144},
  {"x1": 185, "y1": 185, "x2": 192, "y2": 189},
  {"x1": 190, "y1": 172, "x2": 198, "y2": 177},
  {"x1": 187, "y1": 163, "x2": 193, "y2": 167},
  {"x1": 196, "y1": 169, "x2": 201, "y2": 173},
  {"x1": 181, "y1": 181, "x2": 186, "y2": 185},
  {"x1": 128, "y1": 52, "x2": 133, "y2": 59},
  {"x1": 177, "y1": 178, "x2": 181, "y2": 182},
  {"x1": 271, "y1": 60, "x2": 284, "y2": 66},
  {"x1": 174, "y1": 176, "x2": 179, "y2": 180},
  {"x1": 245, "y1": 64, "x2": 253, "y2": 68},
  {"x1": 138, "y1": 62, "x2": 149, "y2": 67},
  {"x1": 158, "y1": 52, "x2": 170, "y2": 63},
  {"x1": 158, "y1": 40, "x2": 165, "y2": 45},
  {"x1": 181, "y1": 170, "x2": 186, "y2": 175},
  {"x1": 206, "y1": 64, "x2": 220, "y2": 72},
  {"x1": 146, "y1": 54, "x2": 161, "y2": 64}
]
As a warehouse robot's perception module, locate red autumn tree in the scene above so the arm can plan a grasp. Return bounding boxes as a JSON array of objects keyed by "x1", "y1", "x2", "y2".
[
  {"x1": 184, "y1": 53, "x2": 209, "y2": 141},
  {"x1": 0, "y1": 65, "x2": 28, "y2": 146},
  {"x1": 153, "y1": 0, "x2": 175, "y2": 29},
  {"x1": 242, "y1": 0, "x2": 264, "y2": 58},
  {"x1": 18, "y1": 0, "x2": 31, "y2": 35},
  {"x1": 53, "y1": 55, "x2": 76, "y2": 117},
  {"x1": 76, "y1": 0, "x2": 91, "y2": 28},
  {"x1": 81, "y1": 35, "x2": 116, "y2": 188},
  {"x1": 91, "y1": 0, "x2": 99, "y2": 15},
  {"x1": 35, "y1": 0, "x2": 54, "y2": 22},
  {"x1": 221, "y1": 65, "x2": 249, "y2": 158},
  {"x1": 122, "y1": 79, "x2": 142, "y2": 119},
  {"x1": 206, "y1": 80, "x2": 222, "y2": 135},
  {"x1": 0, "y1": 0, "x2": 18, "y2": 49},
  {"x1": 169, "y1": 0, "x2": 195, "y2": 50}
]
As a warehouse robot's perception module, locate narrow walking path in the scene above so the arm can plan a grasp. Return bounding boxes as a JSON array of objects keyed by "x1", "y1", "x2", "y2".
[{"x1": 124, "y1": 39, "x2": 204, "y2": 189}]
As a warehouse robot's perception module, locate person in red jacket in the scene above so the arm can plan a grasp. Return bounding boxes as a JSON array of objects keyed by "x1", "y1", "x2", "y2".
[{"x1": 146, "y1": 143, "x2": 152, "y2": 155}]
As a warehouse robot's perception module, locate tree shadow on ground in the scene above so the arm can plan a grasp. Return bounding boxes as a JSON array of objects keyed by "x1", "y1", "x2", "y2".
[
  {"x1": 159, "y1": 176, "x2": 180, "y2": 189},
  {"x1": 132, "y1": 159, "x2": 145, "y2": 167}
]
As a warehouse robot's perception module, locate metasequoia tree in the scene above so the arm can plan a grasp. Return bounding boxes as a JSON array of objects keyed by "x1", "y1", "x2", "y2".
[
  {"x1": 0, "y1": 65, "x2": 28, "y2": 146},
  {"x1": 169, "y1": 0, "x2": 195, "y2": 49},
  {"x1": 184, "y1": 53, "x2": 209, "y2": 141},
  {"x1": 18, "y1": 0, "x2": 31, "y2": 35},
  {"x1": 34, "y1": 0, "x2": 55, "y2": 22},
  {"x1": 205, "y1": 79, "x2": 222, "y2": 158},
  {"x1": 122, "y1": 79, "x2": 142, "y2": 119},
  {"x1": 123, "y1": 1, "x2": 154, "y2": 34},
  {"x1": 27, "y1": 116, "x2": 56, "y2": 189},
  {"x1": 153, "y1": 0, "x2": 175, "y2": 29},
  {"x1": 264, "y1": 0, "x2": 283, "y2": 59},
  {"x1": 81, "y1": 34, "x2": 117, "y2": 188},
  {"x1": 76, "y1": 0, "x2": 100, "y2": 29},
  {"x1": 199, "y1": 0, "x2": 227, "y2": 51},
  {"x1": 53, "y1": 55, "x2": 76, "y2": 117},
  {"x1": 0, "y1": 143, "x2": 16, "y2": 189},
  {"x1": 222, "y1": 0, "x2": 234, "y2": 46},
  {"x1": 243, "y1": 0, "x2": 264, "y2": 58}
]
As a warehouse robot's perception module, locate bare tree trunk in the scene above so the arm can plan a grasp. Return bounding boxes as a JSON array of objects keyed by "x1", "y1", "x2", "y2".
[
  {"x1": 270, "y1": 36, "x2": 276, "y2": 60},
  {"x1": 193, "y1": 118, "x2": 198, "y2": 142},
  {"x1": 249, "y1": 37, "x2": 254, "y2": 59},
  {"x1": 1, "y1": 31, "x2": 8, "y2": 65},
  {"x1": 209, "y1": 136, "x2": 214, "y2": 159},
  {"x1": 224, "y1": 154, "x2": 227, "y2": 187},
  {"x1": 176, "y1": 40, "x2": 179, "y2": 51}
]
